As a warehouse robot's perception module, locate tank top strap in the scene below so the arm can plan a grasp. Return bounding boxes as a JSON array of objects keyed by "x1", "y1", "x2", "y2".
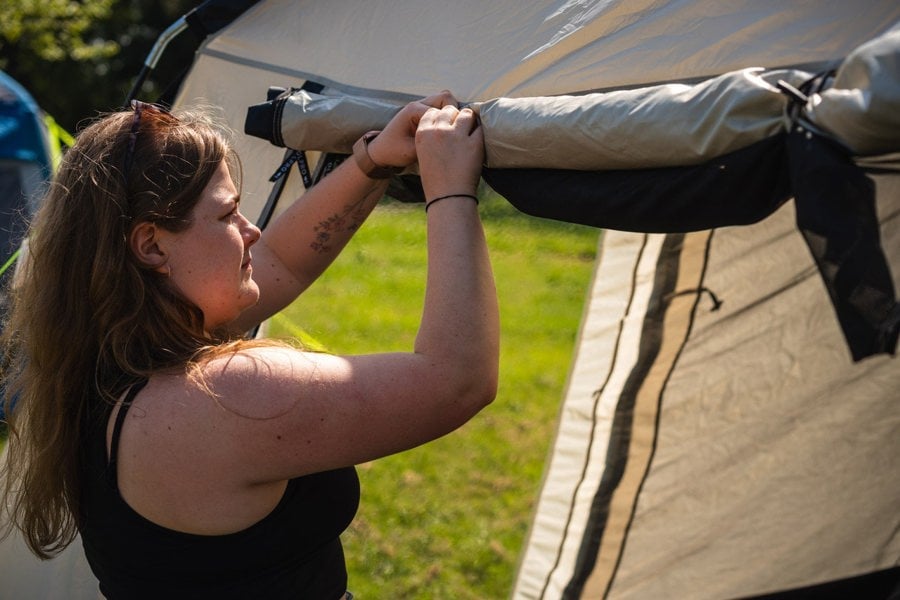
[{"x1": 107, "y1": 379, "x2": 149, "y2": 486}]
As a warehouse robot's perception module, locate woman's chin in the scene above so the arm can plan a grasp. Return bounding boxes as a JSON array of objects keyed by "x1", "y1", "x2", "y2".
[{"x1": 242, "y1": 282, "x2": 261, "y2": 309}]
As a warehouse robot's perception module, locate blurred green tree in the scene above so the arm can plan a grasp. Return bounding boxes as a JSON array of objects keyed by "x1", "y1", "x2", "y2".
[{"x1": 1, "y1": 0, "x2": 200, "y2": 132}]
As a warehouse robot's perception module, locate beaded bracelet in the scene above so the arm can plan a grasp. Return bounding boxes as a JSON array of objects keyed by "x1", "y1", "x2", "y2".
[{"x1": 424, "y1": 194, "x2": 479, "y2": 212}]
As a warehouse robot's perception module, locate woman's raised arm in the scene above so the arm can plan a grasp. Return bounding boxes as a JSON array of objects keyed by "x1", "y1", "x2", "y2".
[
  {"x1": 231, "y1": 92, "x2": 458, "y2": 333},
  {"x1": 202, "y1": 103, "x2": 498, "y2": 481}
]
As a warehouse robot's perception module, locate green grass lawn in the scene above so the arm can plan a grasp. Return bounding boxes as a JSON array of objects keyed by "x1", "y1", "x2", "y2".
[{"x1": 268, "y1": 192, "x2": 599, "y2": 598}]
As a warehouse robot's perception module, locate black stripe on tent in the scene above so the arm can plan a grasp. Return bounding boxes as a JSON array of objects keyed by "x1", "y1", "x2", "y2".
[
  {"x1": 563, "y1": 233, "x2": 687, "y2": 599},
  {"x1": 537, "y1": 234, "x2": 650, "y2": 599},
  {"x1": 602, "y1": 230, "x2": 717, "y2": 597}
]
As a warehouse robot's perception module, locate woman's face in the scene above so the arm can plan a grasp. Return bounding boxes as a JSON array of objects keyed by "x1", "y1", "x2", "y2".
[{"x1": 159, "y1": 160, "x2": 261, "y2": 330}]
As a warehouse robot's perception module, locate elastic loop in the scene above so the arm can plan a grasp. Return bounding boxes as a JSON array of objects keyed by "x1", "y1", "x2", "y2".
[{"x1": 425, "y1": 194, "x2": 479, "y2": 212}]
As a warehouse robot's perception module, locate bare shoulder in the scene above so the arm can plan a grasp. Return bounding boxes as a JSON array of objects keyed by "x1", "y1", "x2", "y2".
[
  {"x1": 126, "y1": 340, "x2": 491, "y2": 482},
  {"x1": 196, "y1": 344, "x2": 352, "y2": 420},
  {"x1": 123, "y1": 345, "x2": 353, "y2": 477}
]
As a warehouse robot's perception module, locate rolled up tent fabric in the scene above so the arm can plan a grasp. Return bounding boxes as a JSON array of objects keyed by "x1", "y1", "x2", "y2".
[
  {"x1": 246, "y1": 24, "x2": 900, "y2": 170},
  {"x1": 246, "y1": 68, "x2": 811, "y2": 170},
  {"x1": 473, "y1": 68, "x2": 807, "y2": 170},
  {"x1": 805, "y1": 21, "x2": 900, "y2": 156}
]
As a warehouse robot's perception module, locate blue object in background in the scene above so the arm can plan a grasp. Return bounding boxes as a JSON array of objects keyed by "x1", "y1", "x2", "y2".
[
  {"x1": 0, "y1": 70, "x2": 52, "y2": 265},
  {"x1": 0, "y1": 71, "x2": 52, "y2": 171},
  {"x1": 0, "y1": 71, "x2": 55, "y2": 423}
]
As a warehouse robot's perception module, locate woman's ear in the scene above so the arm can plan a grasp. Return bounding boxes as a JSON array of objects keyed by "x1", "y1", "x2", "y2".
[{"x1": 129, "y1": 221, "x2": 168, "y2": 273}]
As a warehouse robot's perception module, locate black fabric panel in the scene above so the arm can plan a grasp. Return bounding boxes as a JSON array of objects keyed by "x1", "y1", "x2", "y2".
[
  {"x1": 739, "y1": 566, "x2": 900, "y2": 600},
  {"x1": 787, "y1": 129, "x2": 899, "y2": 361},
  {"x1": 482, "y1": 134, "x2": 792, "y2": 233},
  {"x1": 562, "y1": 234, "x2": 685, "y2": 600}
]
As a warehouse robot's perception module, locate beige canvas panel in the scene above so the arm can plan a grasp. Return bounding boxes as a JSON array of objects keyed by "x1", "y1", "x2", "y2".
[
  {"x1": 203, "y1": 0, "x2": 900, "y2": 100},
  {"x1": 518, "y1": 181, "x2": 899, "y2": 598},
  {"x1": 174, "y1": 54, "x2": 312, "y2": 224},
  {"x1": 603, "y1": 187, "x2": 900, "y2": 597}
]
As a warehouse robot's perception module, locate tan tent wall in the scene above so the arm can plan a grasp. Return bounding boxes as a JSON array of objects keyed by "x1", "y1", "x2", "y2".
[{"x1": 514, "y1": 170, "x2": 900, "y2": 599}]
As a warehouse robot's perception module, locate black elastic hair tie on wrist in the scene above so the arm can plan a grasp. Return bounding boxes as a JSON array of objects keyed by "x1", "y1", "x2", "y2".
[{"x1": 424, "y1": 194, "x2": 479, "y2": 212}]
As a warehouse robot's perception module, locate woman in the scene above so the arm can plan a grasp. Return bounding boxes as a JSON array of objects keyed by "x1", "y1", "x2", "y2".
[{"x1": 0, "y1": 91, "x2": 498, "y2": 599}]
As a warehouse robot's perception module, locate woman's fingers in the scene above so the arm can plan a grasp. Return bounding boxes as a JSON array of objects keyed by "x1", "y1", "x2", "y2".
[
  {"x1": 371, "y1": 92, "x2": 467, "y2": 168},
  {"x1": 419, "y1": 90, "x2": 458, "y2": 109},
  {"x1": 419, "y1": 105, "x2": 479, "y2": 135},
  {"x1": 416, "y1": 106, "x2": 484, "y2": 199},
  {"x1": 454, "y1": 107, "x2": 480, "y2": 134}
]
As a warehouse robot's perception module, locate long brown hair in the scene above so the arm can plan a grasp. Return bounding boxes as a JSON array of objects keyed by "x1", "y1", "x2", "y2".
[{"x1": 0, "y1": 105, "x2": 241, "y2": 558}]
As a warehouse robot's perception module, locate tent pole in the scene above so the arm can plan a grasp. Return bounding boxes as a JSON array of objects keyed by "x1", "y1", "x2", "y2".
[{"x1": 124, "y1": 17, "x2": 188, "y2": 106}]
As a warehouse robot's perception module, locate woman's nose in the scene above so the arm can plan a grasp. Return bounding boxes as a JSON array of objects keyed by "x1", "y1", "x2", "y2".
[{"x1": 242, "y1": 216, "x2": 261, "y2": 246}]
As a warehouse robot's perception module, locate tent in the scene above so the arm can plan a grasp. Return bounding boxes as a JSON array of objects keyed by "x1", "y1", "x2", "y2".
[
  {"x1": 0, "y1": 71, "x2": 71, "y2": 422},
  {"x1": 0, "y1": 71, "x2": 55, "y2": 312},
  {"x1": 1, "y1": 1, "x2": 898, "y2": 597}
]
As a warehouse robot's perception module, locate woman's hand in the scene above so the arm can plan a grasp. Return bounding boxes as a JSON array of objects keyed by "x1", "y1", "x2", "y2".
[
  {"x1": 230, "y1": 91, "x2": 476, "y2": 335},
  {"x1": 415, "y1": 105, "x2": 484, "y2": 200},
  {"x1": 366, "y1": 91, "x2": 459, "y2": 168}
]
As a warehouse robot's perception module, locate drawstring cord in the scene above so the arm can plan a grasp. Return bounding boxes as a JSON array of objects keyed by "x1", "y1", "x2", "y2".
[{"x1": 665, "y1": 286, "x2": 722, "y2": 311}]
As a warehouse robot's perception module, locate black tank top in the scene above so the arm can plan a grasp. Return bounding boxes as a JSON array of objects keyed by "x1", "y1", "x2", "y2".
[{"x1": 79, "y1": 380, "x2": 360, "y2": 599}]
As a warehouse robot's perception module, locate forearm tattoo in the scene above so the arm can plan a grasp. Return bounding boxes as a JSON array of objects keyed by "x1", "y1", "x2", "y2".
[{"x1": 310, "y1": 188, "x2": 379, "y2": 254}]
